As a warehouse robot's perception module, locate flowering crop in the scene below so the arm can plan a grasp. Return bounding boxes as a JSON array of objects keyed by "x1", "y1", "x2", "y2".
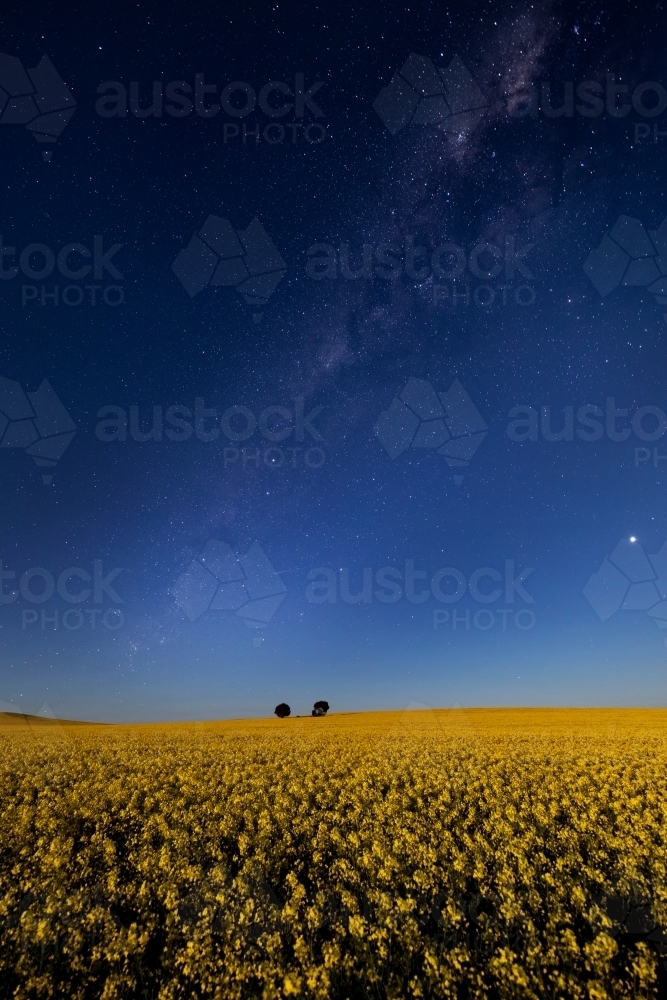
[{"x1": 0, "y1": 707, "x2": 666, "y2": 999}]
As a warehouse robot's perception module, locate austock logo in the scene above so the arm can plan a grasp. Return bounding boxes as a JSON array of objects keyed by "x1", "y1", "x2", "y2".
[
  {"x1": 172, "y1": 215, "x2": 286, "y2": 322},
  {"x1": 94, "y1": 396, "x2": 326, "y2": 470},
  {"x1": 95, "y1": 73, "x2": 327, "y2": 146},
  {"x1": 373, "y1": 52, "x2": 487, "y2": 136},
  {"x1": 1, "y1": 235, "x2": 125, "y2": 308},
  {"x1": 171, "y1": 539, "x2": 287, "y2": 639},
  {"x1": 374, "y1": 378, "x2": 488, "y2": 485},
  {"x1": 0, "y1": 53, "x2": 76, "y2": 160},
  {"x1": 506, "y1": 397, "x2": 667, "y2": 464},
  {"x1": 509, "y1": 74, "x2": 667, "y2": 122},
  {"x1": 0, "y1": 376, "x2": 76, "y2": 484},
  {"x1": 306, "y1": 558, "x2": 536, "y2": 633},
  {"x1": 584, "y1": 537, "x2": 667, "y2": 642},
  {"x1": 0, "y1": 559, "x2": 125, "y2": 633},
  {"x1": 583, "y1": 214, "x2": 667, "y2": 321},
  {"x1": 306, "y1": 235, "x2": 537, "y2": 308}
]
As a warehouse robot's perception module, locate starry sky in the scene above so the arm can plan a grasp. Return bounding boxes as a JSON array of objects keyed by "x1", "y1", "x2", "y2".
[{"x1": 1, "y1": 0, "x2": 667, "y2": 722}]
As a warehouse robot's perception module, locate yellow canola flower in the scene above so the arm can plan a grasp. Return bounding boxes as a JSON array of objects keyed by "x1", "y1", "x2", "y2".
[{"x1": 0, "y1": 707, "x2": 665, "y2": 998}]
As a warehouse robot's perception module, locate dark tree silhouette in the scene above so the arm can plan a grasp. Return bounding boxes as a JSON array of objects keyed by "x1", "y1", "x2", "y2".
[
  {"x1": 312, "y1": 700, "x2": 329, "y2": 716},
  {"x1": 274, "y1": 703, "x2": 291, "y2": 718}
]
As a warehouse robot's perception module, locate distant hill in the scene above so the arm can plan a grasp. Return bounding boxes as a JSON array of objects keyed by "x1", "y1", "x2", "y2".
[{"x1": 0, "y1": 712, "x2": 91, "y2": 727}]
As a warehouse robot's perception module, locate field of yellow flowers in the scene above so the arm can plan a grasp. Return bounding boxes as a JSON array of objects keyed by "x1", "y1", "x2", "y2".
[{"x1": 1, "y1": 707, "x2": 666, "y2": 999}]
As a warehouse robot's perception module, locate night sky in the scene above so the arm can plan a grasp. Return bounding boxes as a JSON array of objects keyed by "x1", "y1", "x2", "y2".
[{"x1": 1, "y1": 0, "x2": 666, "y2": 722}]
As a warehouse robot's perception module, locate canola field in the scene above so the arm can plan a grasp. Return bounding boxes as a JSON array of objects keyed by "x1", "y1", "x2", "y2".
[{"x1": 1, "y1": 707, "x2": 666, "y2": 999}]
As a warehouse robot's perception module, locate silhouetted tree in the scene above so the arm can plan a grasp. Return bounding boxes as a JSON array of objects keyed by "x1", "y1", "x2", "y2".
[
  {"x1": 274, "y1": 703, "x2": 291, "y2": 718},
  {"x1": 312, "y1": 700, "x2": 329, "y2": 716}
]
